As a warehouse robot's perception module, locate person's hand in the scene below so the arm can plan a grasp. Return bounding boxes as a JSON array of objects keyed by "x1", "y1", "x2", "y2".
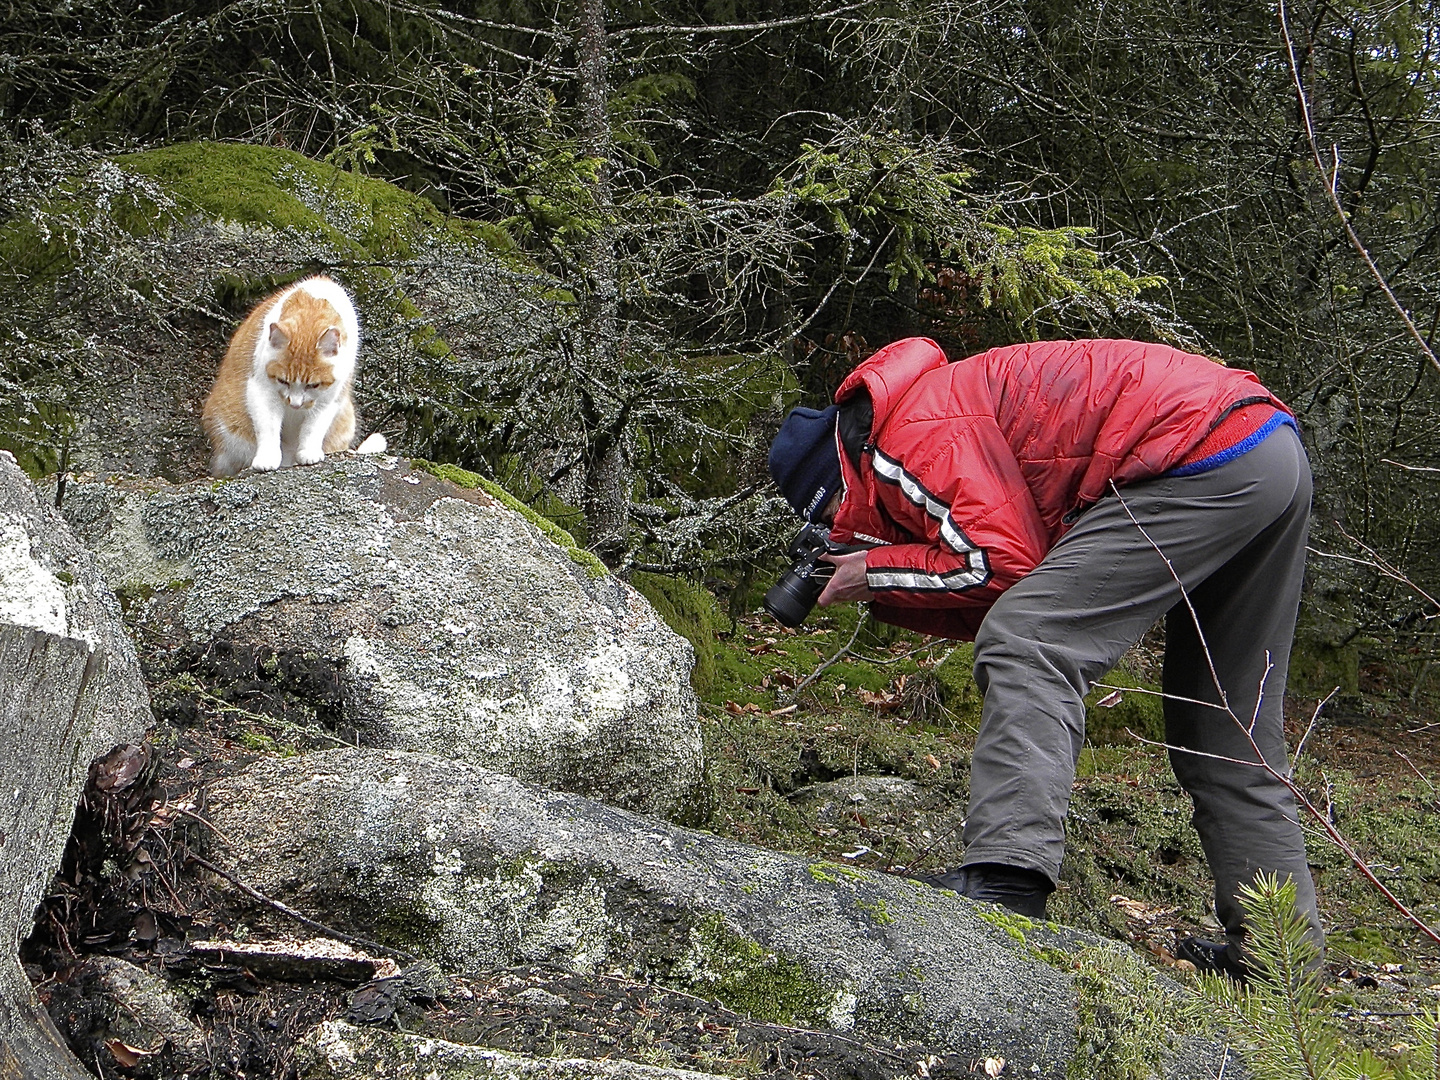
[{"x1": 816, "y1": 550, "x2": 872, "y2": 606}]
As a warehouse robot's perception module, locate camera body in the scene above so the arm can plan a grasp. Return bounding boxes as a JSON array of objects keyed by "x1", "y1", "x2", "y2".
[{"x1": 763, "y1": 523, "x2": 868, "y2": 628}]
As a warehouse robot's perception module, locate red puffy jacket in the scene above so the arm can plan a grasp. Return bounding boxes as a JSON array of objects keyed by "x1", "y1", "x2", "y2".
[{"x1": 828, "y1": 337, "x2": 1291, "y2": 640}]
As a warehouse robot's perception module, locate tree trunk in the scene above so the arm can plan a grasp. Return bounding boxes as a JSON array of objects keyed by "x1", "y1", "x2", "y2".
[
  {"x1": 575, "y1": 0, "x2": 628, "y2": 568},
  {"x1": 0, "y1": 626, "x2": 108, "y2": 1080}
]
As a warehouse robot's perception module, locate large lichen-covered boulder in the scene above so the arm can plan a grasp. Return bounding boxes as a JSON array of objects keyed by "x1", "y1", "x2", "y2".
[
  {"x1": 0, "y1": 452, "x2": 153, "y2": 1080},
  {"x1": 0, "y1": 451, "x2": 150, "y2": 756},
  {"x1": 58, "y1": 457, "x2": 704, "y2": 818},
  {"x1": 205, "y1": 747, "x2": 1229, "y2": 1080}
]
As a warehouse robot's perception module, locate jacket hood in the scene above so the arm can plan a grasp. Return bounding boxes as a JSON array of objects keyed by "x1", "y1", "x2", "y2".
[{"x1": 834, "y1": 338, "x2": 949, "y2": 428}]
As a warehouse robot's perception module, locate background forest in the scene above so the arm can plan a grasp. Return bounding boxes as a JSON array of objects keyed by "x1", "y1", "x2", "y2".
[
  {"x1": 4, "y1": 2, "x2": 1440, "y2": 1075},
  {"x1": 4, "y1": 0, "x2": 1438, "y2": 642}
]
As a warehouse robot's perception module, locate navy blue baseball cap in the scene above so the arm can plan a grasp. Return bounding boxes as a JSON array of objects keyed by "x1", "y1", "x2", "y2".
[{"x1": 769, "y1": 404, "x2": 842, "y2": 522}]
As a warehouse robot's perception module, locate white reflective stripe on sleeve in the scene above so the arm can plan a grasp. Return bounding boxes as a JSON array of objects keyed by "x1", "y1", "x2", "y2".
[
  {"x1": 869, "y1": 564, "x2": 989, "y2": 591},
  {"x1": 868, "y1": 447, "x2": 991, "y2": 591}
]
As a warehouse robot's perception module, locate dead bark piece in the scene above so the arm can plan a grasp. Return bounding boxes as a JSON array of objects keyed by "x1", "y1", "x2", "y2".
[
  {"x1": 0, "y1": 626, "x2": 109, "y2": 1080},
  {"x1": 298, "y1": 1020, "x2": 733, "y2": 1080},
  {"x1": 188, "y1": 938, "x2": 399, "y2": 984}
]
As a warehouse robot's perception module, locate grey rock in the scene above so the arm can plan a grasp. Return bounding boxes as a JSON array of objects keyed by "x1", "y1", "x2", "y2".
[
  {"x1": 297, "y1": 1020, "x2": 730, "y2": 1080},
  {"x1": 59, "y1": 458, "x2": 703, "y2": 818},
  {"x1": 789, "y1": 774, "x2": 959, "y2": 826},
  {"x1": 88, "y1": 955, "x2": 208, "y2": 1064},
  {"x1": 0, "y1": 452, "x2": 150, "y2": 756},
  {"x1": 206, "y1": 748, "x2": 1230, "y2": 1079}
]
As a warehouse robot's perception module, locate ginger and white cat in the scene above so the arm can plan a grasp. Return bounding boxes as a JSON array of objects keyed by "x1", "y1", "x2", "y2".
[{"x1": 202, "y1": 276, "x2": 384, "y2": 477}]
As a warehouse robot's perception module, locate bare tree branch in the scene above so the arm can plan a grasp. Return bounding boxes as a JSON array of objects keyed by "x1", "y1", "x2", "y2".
[{"x1": 1279, "y1": 0, "x2": 1440, "y2": 381}]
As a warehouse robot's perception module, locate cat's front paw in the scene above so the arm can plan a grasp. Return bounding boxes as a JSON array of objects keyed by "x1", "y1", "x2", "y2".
[
  {"x1": 250, "y1": 449, "x2": 282, "y2": 472},
  {"x1": 294, "y1": 446, "x2": 325, "y2": 466}
]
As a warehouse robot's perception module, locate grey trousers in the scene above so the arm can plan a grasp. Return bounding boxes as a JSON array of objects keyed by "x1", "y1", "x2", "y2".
[{"x1": 964, "y1": 424, "x2": 1321, "y2": 954}]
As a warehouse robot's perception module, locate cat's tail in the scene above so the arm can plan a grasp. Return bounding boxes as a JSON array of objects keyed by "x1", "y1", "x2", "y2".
[{"x1": 356, "y1": 432, "x2": 388, "y2": 455}]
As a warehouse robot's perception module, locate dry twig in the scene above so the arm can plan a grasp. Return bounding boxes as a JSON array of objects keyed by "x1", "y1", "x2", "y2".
[
  {"x1": 786, "y1": 606, "x2": 871, "y2": 703},
  {"x1": 188, "y1": 854, "x2": 417, "y2": 962}
]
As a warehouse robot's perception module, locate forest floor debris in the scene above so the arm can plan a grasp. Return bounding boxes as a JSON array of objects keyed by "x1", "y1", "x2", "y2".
[{"x1": 20, "y1": 606, "x2": 1440, "y2": 1077}]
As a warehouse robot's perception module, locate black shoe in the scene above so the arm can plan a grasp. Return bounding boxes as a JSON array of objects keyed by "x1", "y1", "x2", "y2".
[
  {"x1": 918, "y1": 863, "x2": 1053, "y2": 919},
  {"x1": 1175, "y1": 936, "x2": 1249, "y2": 983}
]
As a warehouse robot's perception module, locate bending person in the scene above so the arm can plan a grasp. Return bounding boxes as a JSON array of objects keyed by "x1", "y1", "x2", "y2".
[{"x1": 766, "y1": 337, "x2": 1319, "y2": 979}]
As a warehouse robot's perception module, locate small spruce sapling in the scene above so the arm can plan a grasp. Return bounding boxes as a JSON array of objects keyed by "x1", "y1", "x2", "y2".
[{"x1": 1198, "y1": 872, "x2": 1439, "y2": 1080}]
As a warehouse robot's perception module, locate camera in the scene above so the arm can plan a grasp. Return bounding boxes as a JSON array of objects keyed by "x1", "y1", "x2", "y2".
[{"x1": 763, "y1": 523, "x2": 867, "y2": 628}]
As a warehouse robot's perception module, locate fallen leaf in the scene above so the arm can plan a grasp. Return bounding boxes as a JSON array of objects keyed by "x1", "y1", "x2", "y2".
[
  {"x1": 1095, "y1": 690, "x2": 1124, "y2": 709},
  {"x1": 857, "y1": 689, "x2": 900, "y2": 709},
  {"x1": 1108, "y1": 893, "x2": 1179, "y2": 922},
  {"x1": 925, "y1": 754, "x2": 942, "y2": 771},
  {"x1": 105, "y1": 1041, "x2": 154, "y2": 1067},
  {"x1": 984, "y1": 1057, "x2": 1006, "y2": 1077},
  {"x1": 93, "y1": 743, "x2": 150, "y2": 792}
]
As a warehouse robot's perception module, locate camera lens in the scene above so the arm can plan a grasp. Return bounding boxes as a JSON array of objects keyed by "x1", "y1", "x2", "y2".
[{"x1": 763, "y1": 565, "x2": 830, "y2": 628}]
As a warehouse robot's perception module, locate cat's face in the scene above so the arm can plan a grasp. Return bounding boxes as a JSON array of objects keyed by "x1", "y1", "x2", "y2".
[{"x1": 265, "y1": 322, "x2": 341, "y2": 410}]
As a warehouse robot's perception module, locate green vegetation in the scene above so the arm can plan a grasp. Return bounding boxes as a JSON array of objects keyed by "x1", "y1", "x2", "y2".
[
  {"x1": 1068, "y1": 944, "x2": 1191, "y2": 1080},
  {"x1": 976, "y1": 908, "x2": 1036, "y2": 944},
  {"x1": 118, "y1": 142, "x2": 507, "y2": 260},
  {"x1": 674, "y1": 914, "x2": 834, "y2": 1027},
  {"x1": 1084, "y1": 672, "x2": 1165, "y2": 746},
  {"x1": 853, "y1": 897, "x2": 894, "y2": 925},
  {"x1": 1198, "y1": 874, "x2": 1440, "y2": 1080},
  {"x1": 631, "y1": 572, "x2": 724, "y2": 696}
]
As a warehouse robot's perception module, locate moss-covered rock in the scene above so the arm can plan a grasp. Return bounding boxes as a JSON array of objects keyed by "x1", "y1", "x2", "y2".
[
  {"x1": 413, "y1": 459, "x2": 607, "y2": 579},
  {"x1": 1, "y1": 139, "x2": 551, "y2": 482},
  {"x1": 57, "y1": 457, "x2": 702, "y2": 819},
  {"x1": 208, "y1": 747, "x2": 1234, "y2": 1079},
  {"x1": 630, "y1": 573, "x2": 723, "y2": 697},
  {"x1": 117, "y1": 141, "x2": 496, "y2": 261}
]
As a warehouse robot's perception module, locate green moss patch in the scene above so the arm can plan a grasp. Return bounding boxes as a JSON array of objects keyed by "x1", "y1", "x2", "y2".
[
  {"x1": 1084, "y1": 671, "x2": 1165, "y2": 745},
  {"x1": 632, "y1": 573, "x2": 724, "y2": 696},
  {"x1": 1067, "y1": 945, "x2": 1193, "y2": 1080},
  {"x1": 117, "y1": 141, "x2": 485, "y2": 260},
  {"x1": 673, "y1": 914, "x2": 834, "y2": 1027}
]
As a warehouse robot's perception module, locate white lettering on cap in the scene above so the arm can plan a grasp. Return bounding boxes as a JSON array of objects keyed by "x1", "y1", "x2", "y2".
[{"x1": 803, "y1": 486, "x2": 827, "y2": 517}]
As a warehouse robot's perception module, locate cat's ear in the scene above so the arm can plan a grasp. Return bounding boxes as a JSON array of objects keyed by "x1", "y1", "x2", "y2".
[
  {"x1": 268, "y1": 321, "x2": 291, "y2": 350},
  {"x1": 316, "y1": 327, "x2": 342, "y2": 357}
]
